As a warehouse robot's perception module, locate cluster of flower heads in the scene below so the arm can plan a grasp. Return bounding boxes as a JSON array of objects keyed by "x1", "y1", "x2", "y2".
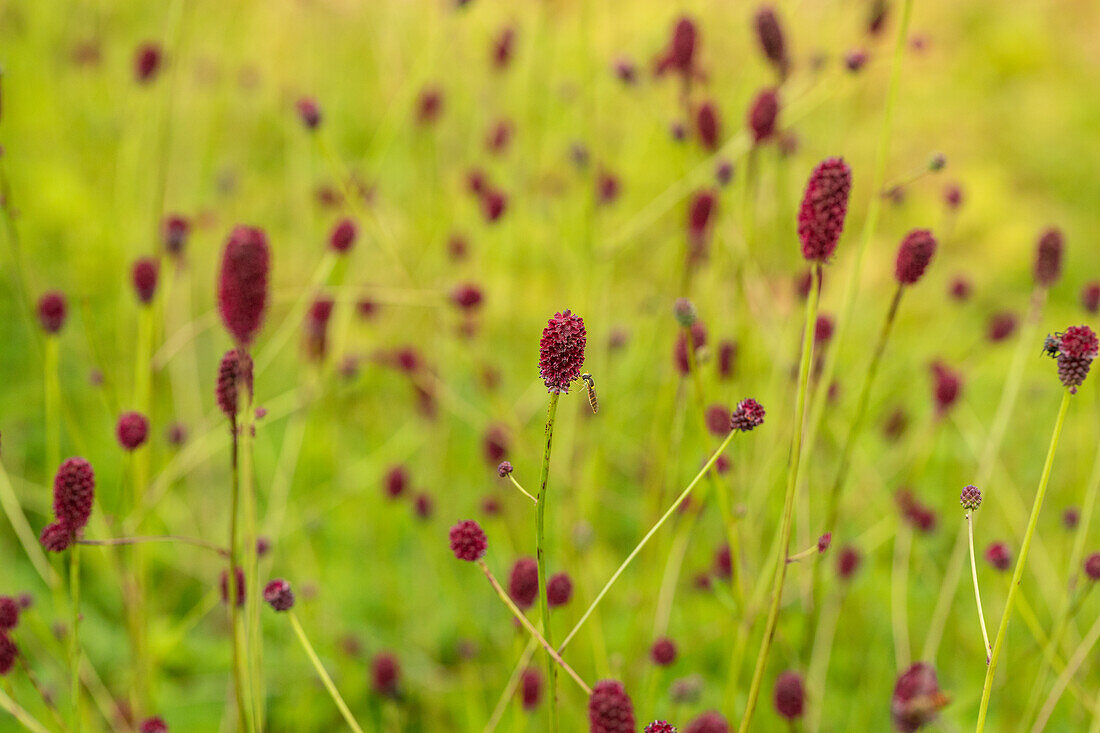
[{"x1": 39, "y1": 457, "x2": 95, "y2": 552}]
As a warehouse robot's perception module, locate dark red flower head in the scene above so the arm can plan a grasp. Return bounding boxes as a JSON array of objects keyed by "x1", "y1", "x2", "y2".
[
  {"x1": 814, "y1": 315, "x2": 834, "y2": 345},
  {"x1": 717, "y1": 340, "x2": 737, "y2": 380},
  {"x1": 705, "y1": 404, "x2": 731, "y2": 436},
  {"x1": 930, "y1": 361, "x2": 961, "y2": 416},
  {"x1": 818, "y1": 533, "x2": 832, "y2": 553},
  {"x1": 845, "y1": 49, "x2": 869, "y2": 72},
  {"x1": 539, "y1": 310, "x2": 587, "y2": 393},
  {"x1": 798, "y1": 158, "x2": 852, "y2": 262},
  {"x1": 1085, "y1": 552, "x2": 1100, "y2": 581},
  {"x1": 589, "y1": 679, "x2": 636, "y2": 733},
  {"x1": 132, "y1": 258, "x2": 159, "y2": 305},
  {"x1": 747, "y1": 89, "x2": 779, "y2": 143},
  {"x1": 139, "y1": 717, "x2": 169, "y2": 733},
  {"x1": 943, "y1": 184, "x2": 963, "y2": 209},
  {"x1": 52, "y1": 457, "x2": 95, "y2": 534},
  {"x1": 216, "y1": 349, "x2": 253, "y2": 421},
  {"x1": 37, "y1": 292, "x2": 67, "y2": 335},
  {"x1": 263, "y1": 579, "x2": 295, "y2": 611},
  {"x1": 688, "y1": 191, "x2": 716, "y2": 239},
  {"x1": 509, "y1": 557, "x2": 539, "y2": 609},
  {"x1": 597, "y1": 170, "x2": 621, "y2": 205},
  {"x1": 959, "y1": 485, "x2": 982, "y2": 512},
  {"x1": 1034, "y1": 227, "x2": 1064, "y2": 287},
  {"x1": 220, "y1": 567, "x2": 245, "y2": 607},
  {"x1": 451, "y1": 283, "x2": 484, "y2": 311},
  {"x1": 837, "y1": 545, "x2": 861, "y2": 580},
  {"x1": 547, "y1": 572, "x2": 573, "y2": 608},
  {"x1": 683, "y1": 710, "x2": 728, "y2": 733},
  {"x1": 650, "y1": 637, "x2": 677, "y2": 666},
  {"x1": 890, "y1": 662, "x2": 948, "y2": 732},
  {"x1": 774, "y1": 670, "x2": 805, "y2": 720},
  {"x1": 372, "y1": 653, "x2": 400, "y2": 697},
  {"x1": 1081, "y1": 281, "x2": 1100, "y2": 314},
  {"x1": 116, "y1": 412, "x2": 149, "y2": 451},
  {"x1": 217, "y1": 225, "x2": 270, "y2": 347},
  {"x1": 730, "y1": 398, "x2": 765, "y2": 432},
  {"x1": 492, "y1": 26, "x2": 516, "y2": 70},
  {"x1": 521, "y1": 667, "x2": 543, "y2": 711},
  {"x1": 40, "y1": 522, "x2": 72, "y2": 552},
  {"x1": 0, "y1": 634, "x2": 16, "y2": 676},
  {"x1": 987, "y1": 312, "x2": 1017, "y2": 342},
  {"x1": 416, "y1": 87, "x2": 443, "y2": 124},
  {"x1": 134, "y1": 43, "x2": 162, "y2": 83},
  {"x1": 985, "y1": 542, "x2": 1011, "y2": 571},
  {"x1": 754, "y1": 7, "x2": 789, "y2": 79},
  {"x1": 894, "y1": 229, "x2": 937, "y2": 285},
  {"x1": 296, "y1": 97, "x2": 322, "y2": 130},
  {"x1": 162, "y1": 215, "x2": 190, "y2": 257},
  {"x1": 329, "y1": 218, "x2": 357, "y2": 253},
  {"x1": 696, "y1": 102, "x2": 720, "y2": 151},
  {"x1": 645, "y1": 723, "x2": 677, "y2": 733},
  {"x1": 482, "y1": 188, "x2": 508, "y2": 223},
  {"x1": 449, "y1": 520, "x2": 488, "y2": 562},
  {"x1": 385, "y1": 465, "x2": 408, "y2": 499},
  {"x1": 1056, "y1": 325, "x2": 1098, "y2": 392},
  {"x1": 656, "y1": 17, "x2": 698, "y2": 79},
  {"x1": 497, "y1": 461, "x2": 514, "y2": 478},
  {"x1": 0, "y1": 597, "x2": 18, "y2": 631}
]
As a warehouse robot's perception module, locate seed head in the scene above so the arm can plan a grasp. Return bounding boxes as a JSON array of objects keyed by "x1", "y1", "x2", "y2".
[
  {"x1": 508, "y1": 557, "x2": 539, "y2": 609},
  {"x1": 695, "y1": 102, "x2": 720, "y2": 151},
  {"x1": 894, "y1": 229, "x2": 937, "y2": 285},
  {"x1": 891, "y1": 662, "x2": 948, "y2": 732},
  {"x1": 217, "y1": 225, "x2": 270, "y2": 347},
  {"x1": 650, "y1": 637, "x2": 677, "y2": 666},
  {"x1": 40, "y1": 522, "x2": 72, "y2": 552},
  {"x1": 162, "y1": 215, "x2": 190, "y2": 257},
  {"x1": 589, "y1": 679, "x2": 636, "y2": 733},
  {"x1": 959, "y1": 485, "x2": 982, "y2": 512},
  {"x1": 730, "y1": 398, "x2": 766, "y2": 432},
  {"x1": 547, "y1": 572, "x2": 573, "y2": 608},
  {"x1": 449, "y1": 520, "x2": 488, "y2": 562},
  {"x1": 1033, "y1": 227, "x2": 1064, "y2": 287},
  {"x1": 747, "y1": 89, "x2": 779, "y2": 143},
  {"x1": 215, "y1": 349, "x2": 253, "y2": 421},
  {"x1": 985, "y1": 542, "x2": 1011, "y2": 571},
  {"x1": 645, "y1": 723, "x2": 677, "y2": 733},
  {"x1": 1056, "y1": 325, "x2": 1098, "y2": 392},
  {"x1": 798, "y1": 158, "x2": 852, "y2": 263},
  {"x1": 753, "y1": 7, "x2": 789, "y2": 79},
  {"x1": 139, "y1": 717, "x2": 169, "y2": 733},
  {"x1": 539, "y1": 310, "x2": 587, "y2": 393},
  {"x1": 774, "y1": 670, "x2": 805, "y2": 720},
  {"x1": 116, "y1": 412, "x2": 149, "y2": 451},
  {"x1": 0, "y1": 597, "x2": 18, "y2": 631},
  {"x1": 296, "y1": 97, "x2": 322, "y2": 130},
  {"x1": 37, "y1": 292, "x2": 67, "y2": 335},
  {"x1": 1085, "y1": 552, "x2": 1100, "y2": 581},
  {"x1": 52, "y1": 457, "x2": 94, "y2": 534},
  {"x1": 263, "y1": 579, "x2": 295, "y2": 611},
  {"x1": 220, "y1": 567, "x2": 245, "y2": 607},
  {"x1": 0, "y1": 634, "x2": 16, "y2": 675},
  {"x1": 683, "y1": 711, "x2": 728, "y2": 733},
  {"x1": 372, "y1": 653, "x2": 400, "y2": 697},
  {"x1": 132, "y1": 258, "x2": 159, "y2": 305},
  {"x1": 329, "y1": 218, "x2": 357, "y2": 253},
  {"x1": 497, "y1": 461, "x2": 513, "y2": 478},
  {"x1": 521, "y1": 667, "x2": 543, "y2": 711}
]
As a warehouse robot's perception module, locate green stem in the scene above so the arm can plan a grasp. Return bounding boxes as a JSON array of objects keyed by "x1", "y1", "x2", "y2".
[
  {"x1": 975, "y1": 390, "x2": 1071, "y2": 732},
  {"x1": 77, "y1": 535, "x2": 229, "y2": 557},
  {"x1": 738, "y1": 262, "x2": 819, "y2": 733},
  {"x1": 228, "y1": 426, "x2": 251, "y2": 733},
  {"x1": 69, "y1": 545, "x2": 81, "y2": 733},
  {"x1": 45, "y1": 338, "x2": 60, "y2": 476},
  {"x1": 1029, "y1": 611, "x2": 1100, "y2": 733},
  {"x1": 240, "y1": 383, "x2": 263, "y2": 730},
  {"x1": 0, "y1": 684, "x2": 52, "y2": 733},
  {"x1": 891, "y1": 522, "x2": 912, "y2": 670},
  {"x1": 967, "y1": 512, "x2": 992, "y2": 663},
  {"x1": 288, "y1": 612, "x2": 365, "y2": 733},
  {"x1": 535, "y1": 392, "x2": 560, "y2": 731}
]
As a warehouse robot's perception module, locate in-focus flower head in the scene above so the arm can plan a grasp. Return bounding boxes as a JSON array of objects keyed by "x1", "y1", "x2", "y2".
[
  {"x1": 509, "y1": 557, "x2": 539, "y2": 609},
  {"x1": 52, "y1": 457, "x2": 95, "y2": 534},
  {"x1": 890, "y1": 662, "x2": 948, "y2": 732},
  {"x1": 774, "y1": 670, "x2": 805, "y2": 720},
  {"x1": 730, "y1": 398, "x2": 765, "y2": 432},
  {"x1": 116, "y1": 412, "x2": 150, "y2": 451},
  {"x1": 217, "y1": 225, "x2": 270, "y2": 347},
  {"x1": 449, "y1": 520, "x2": 488, "y2": 562},
  {"x1": 1055, "y1": 325, "x2": 1098, "y2": 392},
  {"x1": 539, "y1": 310, "x2": 587, "y2": 393},
  {"x1": 959, "y1": 485, "x2": 982, "y2": 512},
  {"x1": 588, "y1": 679, "x2": 636, "y2": 733},
  {"x1": 894, "y1": 229, "x2": 937, "y2": 285},
  {"x1": 263, "y1": 579, "x2": 295, "y2": 611},
  {"x1": 798, "y1": 157, "x2": 852, "y2": 263}
]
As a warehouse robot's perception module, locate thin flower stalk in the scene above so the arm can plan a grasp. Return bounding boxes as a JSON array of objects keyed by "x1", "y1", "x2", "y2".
[
  {"x1": 287, "y1": 611, "x2": 365, "y2": 733},
  {"x1": 975, "y1": 390, "x2": 1071, "y2": 732},
  {"x1": 738, "y1": 263, "x2": 820, "y2": 733},
  {"x1": 0, "y1": 686, "x2": 52, "y2": 733},
  {"x1": 228, "y1": 422, "x2": 252, "y2": 733},
  {"x1": 69, "y1": 545, "x2": 81, "y2": 732},
  {"x1": 77, "y1": 535, "x2": 229, "y2": 557},
  {"x1": 535, "y1": 391, "x2": 560, "y2": 730},
  {"x1": 507, "y1": 475, "x2": 538, "y2": 505},
  {"x1": 1029, "y1": 611, "x2": 1100, "y2": 733},
  {"x1": 891, "y1": 522, "x2": 912, "y2": 670},
  {"x1": 966, "y1": 510, "x2": 992, "y2": 663}
]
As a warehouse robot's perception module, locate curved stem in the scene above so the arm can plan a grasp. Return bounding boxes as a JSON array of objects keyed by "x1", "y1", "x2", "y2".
[
  {"x1": 975, "y1": 390, "x2": 1071, "y2": 732},
  {"x1": 535, "y1": 393, "x2": 560, "y2": 731},
  {"x1": 228, "y1": 426, "x2": 251, "y2": 733},
  {"x1": 966, "y1": 512, "x2": 992, "y2": 663},
  {"x1": 69, "y1": 545, "x2": 81, "y2": 733},
  {"x1": 0, "y1": 684, "x2": 52, "y2": 733},
  {"x1": 506, "y1": 475, "x2": 538, "y2": 505},
  {"x1": 287, "y1": 612, "x2": 365, "y2": 733},
  {"x1": 77, "y1": 535, "x2": 229, "y2": 558},
  {"x1": 738, "y1": 262, "x2": 820, "y2": 733}
]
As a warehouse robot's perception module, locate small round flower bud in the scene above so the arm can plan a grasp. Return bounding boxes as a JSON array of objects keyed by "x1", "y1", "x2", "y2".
[
  {"x1": 959, "y1": 485, "x2": 982, "y2": 512},
  {"x1": 508, "y1": 557, "x2": 539, "y2": 609},
  {"x1": 372, "y1": 653, "x2": 400, "y2": 697},
  {"x1": 1085, "y1": 552, "x2": 1100, "y2": 581},
  {"x1": 650, "y1": 637, "x2": 677, "y2": 666},
  {"x1": 449, "y1": 520, "x2": 488, "y2": 562},
  {"x1": 985, "y1": 542, "x2": 1011, "y2": 571},
  {"x1": 674, "y1": 298, "x2": 698, "y2": 328},
  {"x1": 730, "y1": 398, "x2": 766, "y2": 432},
  {"x1": 384, "y1": 465, "x2": 408, "y2": 499},
  {"x1": 162, "y1": 215, "x2": 190, "y2": 257},
  {"x1": 132, "y1": 258, "x2": 159, "y2": 305},
  {"x1": 987, "y1": 312, "x2": 1017, "y2": 343},
  {"x1": 538, "y1": 310, "x2": 587, "y2": 393},
  {"x1": 589, "y1": 679, "x2": 636, "y2": 733},
  {"x1": 296, "y1": 97, "x2": 321, "y2": 130},
  {"x1": 116, "y1": 412, "x2": 149, "y2": 451},
  {"x1": 263, "y1": 579, "x2": 295, "y2": 611},
  {"x1": 451, "y1": 283, "x2": 484, "y2": 312},
  {"x1": 798, "y1": 158, "x2": 852, "y2": 263},
  {"x1": 329, "y1": 218, "x2": 357, "y2": 253},
  {"x1": 134, "y1": 43, "x2": 162, "y2": 83},
  {"x1": 1063, "y1": 507, "x2": 1079, "y2": 529},
  {"x1": 930, "y1": 361, "x2": 962, "y2": 416},
  {"x1": 705, "y1": 404, "x2": 731, "y2": 436},
  {"x1": 894, "y1": 229, "x2": 937, "y2": 285},
  {"x1": 497, "y1": 461, "x2": 513, "y2": 478},
  {"x1": 928, "y1": 153, "x2": 946, "y2": 171},
  {"x1": 37, "y1": 292, "x2": 67, "y2": 335},
  {"x1": 837, "y1": 545, "x2": 861, "y2": 580},
  {"x1": 547, "y1": 572, "x2": 573, "y2": 608},
  {"x1": 774, "y1": 670, "x2": 805, "y2": 720}
]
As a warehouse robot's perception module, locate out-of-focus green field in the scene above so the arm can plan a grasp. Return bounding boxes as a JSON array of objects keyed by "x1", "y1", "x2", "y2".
[{"x1": 1, "y1": 0, "x2": 1099, "y2": 730}]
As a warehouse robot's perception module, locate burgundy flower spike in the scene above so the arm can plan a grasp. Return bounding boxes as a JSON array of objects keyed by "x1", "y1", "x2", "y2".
[
  {"x1": 798, "y1": 158, "x2": 852, "y2": 263},
  {"x1": 539, "y1": 310, "x2": 587, "y2": 393},
  {"x1": 218, "y1": 225, "x2": 271, "y2": 347}
]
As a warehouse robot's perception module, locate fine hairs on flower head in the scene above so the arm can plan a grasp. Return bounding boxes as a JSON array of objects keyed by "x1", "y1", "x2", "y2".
[
  {"x1": 798, "y1": 157, "x2": 852, "y2": 263},
  {"x1": 589, "y1": 679, "x2": 636, "y2": 733},
  {"x1": 263, "y1": 579, "x2": 295, "y2": 611},
  {"x1": 217, "y1": 225, "x2": 271, "y2": 347},
  {"x1": 538, "y1": 310, "x2": 587, "y2": 393},
  {"x1": 894, "y1": 229, "x2": 937, "y2": 285},
  {"x1": 497, "y1": 460, "x2": 513, "y2": 478},
  {"x1": 960, "y1": 485, "x2": 982, "y2": 512},
  {"x1": 449, "y1": 520, "x2": 488, "y2": 562}
]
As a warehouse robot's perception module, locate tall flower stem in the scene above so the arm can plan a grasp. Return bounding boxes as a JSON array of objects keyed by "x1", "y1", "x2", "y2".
[
  {"x1": 69, "y1": 545, "x2": 82, "y2": 733},
  {"x1": 44, "y1": 338, "x2": 60, "y2": 476},
  {"x1": 0, "y1": 685, "x2": 52, "y2": 733},
  {"x1": 738, "y1": 263, "x2": 820, "y2": 733},
  {"x1": 228, "y1": 425, "x2": 251, "y2": 733},
  {"x1": 975, "y1": 390, "x2": 1071, "y2": 732},
  {"x1": 535, "y1": 392, "x2": 560, "y2": 731},
  {"x1": 1029, "y1": 611, "x2": 1100, "y2": 733},
  {"x1": 240, "y1": 384, "x2": 263, "y2": 730},
  {"x1": 287, "y1": 612, "x2": 365, "y2": 733},
  {"x1": 890, "y1": 522, "x2": 912, "y2": 670},
  {"x1": 77, "y1": 535, "x2": 229, "y2": 557},
  {"x1": 966, "y1": 511, "x2": 992, "y2": 663}
]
